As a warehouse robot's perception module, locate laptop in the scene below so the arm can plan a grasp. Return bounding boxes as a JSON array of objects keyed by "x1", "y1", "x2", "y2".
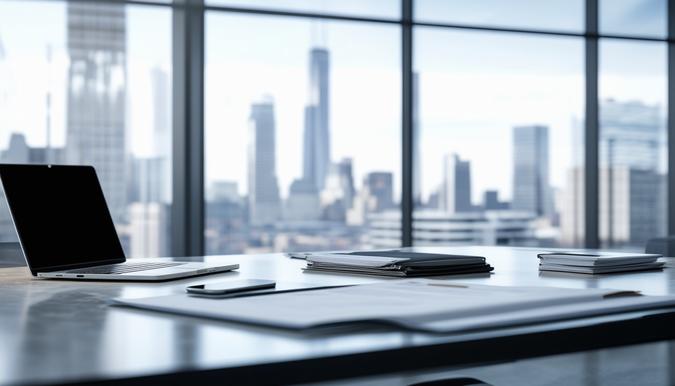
[{"x1": 0, "y1": 164, "x2": 238, "y2": 281}]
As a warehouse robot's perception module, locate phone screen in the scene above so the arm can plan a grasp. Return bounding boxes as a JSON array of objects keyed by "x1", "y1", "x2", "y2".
[{"x1": 186, "y1": 279, "x2": 276, "y2": 294}]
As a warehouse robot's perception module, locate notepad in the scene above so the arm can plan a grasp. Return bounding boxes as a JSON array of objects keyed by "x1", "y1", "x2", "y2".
[
  {"x1": 303, "y1": 250, "x2": 493, "y2": 277},
  {"x1": 538, "y1": 252, "x2": 664, "y2": 274}
]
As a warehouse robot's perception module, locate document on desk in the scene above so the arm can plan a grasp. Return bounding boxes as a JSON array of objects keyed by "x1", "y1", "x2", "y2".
[{"x1": 112, "y1": 280, "x2": 675, "y2": 333}]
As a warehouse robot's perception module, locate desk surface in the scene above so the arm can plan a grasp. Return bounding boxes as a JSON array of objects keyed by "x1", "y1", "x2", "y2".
[{"x1": 1, "y1": 246, "x2": 675, "y2": 386}]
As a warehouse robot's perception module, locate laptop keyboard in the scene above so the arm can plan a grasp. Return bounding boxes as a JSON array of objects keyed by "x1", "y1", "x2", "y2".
[{"x1": 65, "y1": 262, "x2": 184, "y2": 275}]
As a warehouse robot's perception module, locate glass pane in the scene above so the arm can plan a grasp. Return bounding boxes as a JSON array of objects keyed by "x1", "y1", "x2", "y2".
[
  {"x1": 600, "y1": 0, "x2": 666, "y2": 38},
  {"x1": 599, "y1": 40, "x2": 667, "y2": 250},
  {"x1": 207, "y1": 0, "x2": 399, "y2": 19},
  {"x1": 205, "y1": 14, "x2": 401, "y2": 254},
  {"x1": 414, "y1": 29, "x2": 585, "y2": 247},
  {"x1": 415, "y1": 0, "x2": 584, "y2": 33},
  {"x1": 0, "y1": 1, "x2": 173, "y2": 258}
]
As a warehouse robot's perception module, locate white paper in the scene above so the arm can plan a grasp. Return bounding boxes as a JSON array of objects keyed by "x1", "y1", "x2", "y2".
[{"x1": 110, "y1": 280, "x2": 674, "y2": 333}]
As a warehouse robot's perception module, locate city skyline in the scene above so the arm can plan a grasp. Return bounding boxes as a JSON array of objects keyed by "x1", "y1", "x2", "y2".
[{"x1": 0, "y1": 1, "x2": 669, "y2": 253}]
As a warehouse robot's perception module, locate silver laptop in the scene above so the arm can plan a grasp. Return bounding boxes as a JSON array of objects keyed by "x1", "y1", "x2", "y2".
[{"x1": 0, "y1": 164, "x2": 238, "y2": 281}]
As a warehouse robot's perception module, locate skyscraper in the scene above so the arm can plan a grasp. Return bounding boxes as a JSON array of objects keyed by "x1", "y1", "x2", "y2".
[
  {"x1": 441, "y1": 154, "x2": 473, "y2": 213},
  {"x1": 412, "y1": 72, "x2": 422, "y2": 205},
  {"x1": 151, "y1": 66, "x2": 171, "y2": 204},
  {"x1": 321, "y1": 158, "x2": 356, "y2": 221},
  {"x1": 302, "y1": 47, "x2": 331, "y2": 191},
  {"x1": 599, "y1": 99, "x2": 665, "y2": 246},
  {"x1": 66, "y1": 3, "x2": 127, "y2": 223},
  {"x1": 512, "y1": 125, "x2": 551, "y2": 218},
  {"x1": 365, "y1": 172, "x2": 394, "y2": 212},
  {"x1": 248, "y1": 97, "x2": 281, "y2": 226}
]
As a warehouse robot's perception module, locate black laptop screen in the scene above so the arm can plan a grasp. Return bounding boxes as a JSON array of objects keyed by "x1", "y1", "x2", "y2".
[{"x1": 0, "y1": 164, "x2": 126, "y2": 274}]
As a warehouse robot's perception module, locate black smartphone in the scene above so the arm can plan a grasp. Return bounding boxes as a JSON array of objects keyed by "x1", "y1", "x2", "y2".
[{"x1": 186, "y1": 279, "x2": 276, "y2": 295}]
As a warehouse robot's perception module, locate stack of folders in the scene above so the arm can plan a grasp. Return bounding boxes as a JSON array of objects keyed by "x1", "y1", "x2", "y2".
[
  {"x1": 303, "y1": 250, "x2": 493, "y2": 277},
  {"x1": 538, "y1": 252, "x2": 664, "y2": 274}
]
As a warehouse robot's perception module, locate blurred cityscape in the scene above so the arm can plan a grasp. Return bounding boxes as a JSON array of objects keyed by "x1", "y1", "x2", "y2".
[{"x1": 0, "y1": 3, "x2": 667, "y2": 256}]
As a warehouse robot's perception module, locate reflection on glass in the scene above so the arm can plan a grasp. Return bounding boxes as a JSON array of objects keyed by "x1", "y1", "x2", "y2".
[
  {"x1": 0, "y1": 2, "x2": 172, "y2": 258},
  {"x1": 600, "y1": 0, "x2": 666, "y2": 38},
  {"x1": 205, "y1": 14, "x2": 401, "y2": 254},
  {"x1": 413, "y1": 28, "x2": 584, "y2": 247},
  {"x1": 415, "y1": 0, "x2": 584, "y2": 32},
  {"x1": 599, "y1": 40, "x2": 667, "y2": 250}
]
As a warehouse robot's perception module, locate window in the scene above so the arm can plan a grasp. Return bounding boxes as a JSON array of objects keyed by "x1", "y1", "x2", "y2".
[
  {"x1": 1, "y1": 1, "x2": 672, "y2": 256},
  {"x1": 413, "y1": 29, "x2": 585, "y2": 247},
  {"x1": 206, "y1": 0, "x2": 400, "y2": 19},
  {"x1": 415, "y1": 0, "x2": 584, "y2": 32},
  {"x1": 0, "y1": 1, "x2": 173, "y2": 258},
  {"x1": 599, "y1": 40, "x2": 667, "y2": 250},
  {"x1": 204, "y1": 13, "x2": 401, "y2": 254},
  {"x1": 600, "y1": 0, "x2": 667, "y2": 38}
]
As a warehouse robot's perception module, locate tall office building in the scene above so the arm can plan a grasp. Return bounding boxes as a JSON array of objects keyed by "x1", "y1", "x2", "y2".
[
  {"x1": 129, "y1": 202, "x2": 169, "y2": 258},
  {"x1": 441, "y1": 154, "x2": 473, "y2": 213},
  {"x1": 248, "y1": 97, "x2": 281, "y2": 226},
  {"x1": 302, "y1": 47, "x2": 331, "y2": 191},
  {"x1": 601, "y1": 100, "x2": 661, "y2": 172},
  {"x1": 66, "y1": 3, "x2": 127, "y2": 223},
  {"x1": 483, "y1": 190, "x2": 509, "y2": 210},
  {"x1": 599, "y1": 99, "x2": 665, "y2": 245},
  {"x1": 412, "y1": 72, "x2": 422, "y2": 205},
  {"x1": 321, "y1": 158, "x2": 356, "y2": 221},
  {"x1": 150, "y1": 66, "x2": 171, "y2": 204},
  {"x1": 285, "y1": 179, "x2": 321, "y2": 221},
  {"x1": 364, "y1": 172, "x2": 394, "y2": 212},
  {"x1": 512, "y1": 125, "x2": 551, "y2": 218}
]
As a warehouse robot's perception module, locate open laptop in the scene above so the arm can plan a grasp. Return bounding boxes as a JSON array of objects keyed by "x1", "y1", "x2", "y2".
[{"x1": 0, "y1": 164, "x2": 238, "y2": 281}]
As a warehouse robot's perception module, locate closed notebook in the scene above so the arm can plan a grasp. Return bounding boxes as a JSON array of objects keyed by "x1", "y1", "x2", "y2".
[
  {"x1": 304, "y1": 250, "x2": 493, "y2": 277},
  {"x1": 538, "y1": 252, "x2": 664, "y2": 274}
]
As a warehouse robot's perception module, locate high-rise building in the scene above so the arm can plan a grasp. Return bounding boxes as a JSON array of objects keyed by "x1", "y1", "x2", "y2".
[
  {"x1": 601, "y1": 100, "x2": 661, "y2": 171},
  {"x1": 130, "y1": 157, "x2": 165, "y2": 204},
  {"x1": 150, "y1": 66, "x2": 171, "y2": 204},
  {"x1": 248, "y1": 97, "x2": 281, "y2": 226},
  {"x1": 208, "y1": 181, "x2": 240, "y2": 203},
  {"x1": 285, "y1": 179, "x2": 321, "y2": 221},
  {"x1": 302, "y1": 47, "x2": 331, "y2": 191},
  {"x1": 66, "y1": 3, "x2": 127, "y2": 223},
  {"x1": 364, "y1": 172, "x2": 394, "y2": 212},
  {"x1": 413, "y1": 72, "x2": 422, "y2": 206},
  {"x1": 512, "y1": 125, "x2": 551, "y2": 218},
  {"x1": 321, "y1": 158, "x2": 356, "y2": 221},
  {"x1": 441, "y1": 154, "x2": 473, "y2": 213},
  {"x1": 128, "y1": 202, "x2": 169, "y2": 258},
  {"x1": 599, "y1": 99, "x2": 665, "y2": 246},
  {"x1": 483, "y1": 190, "x2": 509, "y2": 210}
]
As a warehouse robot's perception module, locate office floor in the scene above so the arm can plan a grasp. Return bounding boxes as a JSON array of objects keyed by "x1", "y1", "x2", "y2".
[{"x1": 307, "y1": 340, "x2": 675, "y2": 386}]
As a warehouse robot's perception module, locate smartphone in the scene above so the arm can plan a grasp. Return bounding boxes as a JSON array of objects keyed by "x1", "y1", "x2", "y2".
[{"x1": 186, "y1": 279, "x2": 276, "y2": 295}]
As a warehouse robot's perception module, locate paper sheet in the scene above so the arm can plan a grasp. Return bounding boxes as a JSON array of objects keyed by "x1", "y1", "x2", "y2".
[{"x1": 110, "y1": 279, "x2": 675, "y2": 333}]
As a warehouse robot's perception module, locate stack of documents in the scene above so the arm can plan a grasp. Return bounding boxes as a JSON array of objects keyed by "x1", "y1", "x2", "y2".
[
  {"x1": 303, "y1": 250, "x2": 493, "y2": 277},
  {"x1": 538, "y1": 252, "x2": 664, "y2": 274},
  {"x1": 113, "y1": 279, "x2": 675, "y2": 333}
]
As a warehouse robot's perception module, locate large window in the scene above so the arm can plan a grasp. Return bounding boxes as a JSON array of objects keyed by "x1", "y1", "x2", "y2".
[
  {"x1": 0, "y1": 1, "x2": 172, "y2": 258},
  {"x1": 204, "y1": 14, "x2": 401, "y2": 254},
  {"x1": 413, "y1": 29, "x2": 584, "y2": 248},
  {"x1": 599, "y1": 40, "x2": 667, "y2": 249},
  {"x1": 1, "y1": 0, "x2": 672, "y2": 256}
]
